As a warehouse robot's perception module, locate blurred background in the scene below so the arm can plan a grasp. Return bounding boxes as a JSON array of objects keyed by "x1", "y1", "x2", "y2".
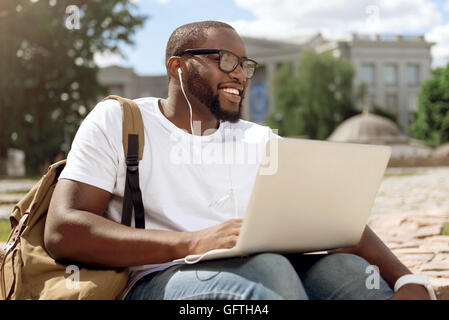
[
  {"x1": 1, "y1": 0, "x2": 449, "y2": 175},
  {"x1": 0, "y1": 0, "x2": 448, "y2": 297}
]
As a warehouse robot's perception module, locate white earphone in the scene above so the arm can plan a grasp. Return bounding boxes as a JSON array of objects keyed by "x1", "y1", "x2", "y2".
[
  {"x1": 177, "y1": 67, "x2": 194, "y2": 135},
  {"x1": 178, "y1": 67, "x2": 238, "y2": 217}
]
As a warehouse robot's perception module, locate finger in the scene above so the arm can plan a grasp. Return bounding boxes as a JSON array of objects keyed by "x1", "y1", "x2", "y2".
[
  {"x1": 230, "y1": 227, "x2": 241, "y2": 235},
  {"x1": 223, "y1": 235, "x2": 237, "y2": 248},
  {"x1": 231, "y1": 219, "x2": 243, "y2": 227}
]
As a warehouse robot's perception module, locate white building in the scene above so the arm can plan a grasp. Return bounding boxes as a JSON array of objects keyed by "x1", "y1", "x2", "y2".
[
  {"x1": 98, "y1": 33, "x2": 435, "y2": 134},
  {"x1": 316, "y1": 34, "x2": 434, "y2": 131},
  {"x1": 98, "y1": 65, "x2": 167, "y2": 101}
]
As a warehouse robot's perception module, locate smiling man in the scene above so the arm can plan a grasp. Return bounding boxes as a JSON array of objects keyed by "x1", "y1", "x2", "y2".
[{"x1": 44, "y1": 21, "x2": 433, "y2": 300}]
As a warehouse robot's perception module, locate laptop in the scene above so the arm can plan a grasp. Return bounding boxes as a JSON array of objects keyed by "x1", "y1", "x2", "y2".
[{"x1": 173, "y1": 137, "x2": 391, "y2": 264}]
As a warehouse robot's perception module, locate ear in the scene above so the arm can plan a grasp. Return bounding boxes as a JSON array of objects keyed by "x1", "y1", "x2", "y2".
[{"x1": 167, "y1": 56, "x2": 183, "y2": 81}]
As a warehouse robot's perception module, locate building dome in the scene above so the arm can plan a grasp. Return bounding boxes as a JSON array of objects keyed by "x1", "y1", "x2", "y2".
[
  {"x1": 327, "y1": 109, "x2": 438, "y2": 164},
  {"x1": 328, "y1": 109, "x2": 409, "y2": 145}
]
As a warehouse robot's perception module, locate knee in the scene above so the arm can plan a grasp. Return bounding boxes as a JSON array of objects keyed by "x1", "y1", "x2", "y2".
[
  {"x1": 302, "y1": 253, "x2": 393, "y2": 300},
  {"x1": 245, "y1": 253, "x2": 297, "y2": 279},
  {"x1": 318, "y1": 253, "x2": 370, "y2": 277},
  {"x1": 243, "y1": 253, "x2": 308, "y2": 300},
  {"x1": 248, "y1": 253, "x2": 293, "y2": 269},
  {"x1": 326, "y1": 253, "x2": 369, "y2": 266}
]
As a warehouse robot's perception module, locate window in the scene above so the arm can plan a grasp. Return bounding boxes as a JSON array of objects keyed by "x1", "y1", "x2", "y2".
[
  {"x1": 407, "y1": 65, "x2": 419, "y2": 85},
  {"x1": 384, "y1": 65, "x2": 397, "y2": 85},
  {"x1": 361, "y1": 65, "x2": 374, "y2": 85}
]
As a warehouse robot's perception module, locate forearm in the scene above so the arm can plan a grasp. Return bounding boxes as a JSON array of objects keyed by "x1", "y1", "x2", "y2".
[
  {"x1": 333, "y1": 226, "x2": 412, "y2": 289},
  {"x1": 45, "y1": 209, "x2": 191, "y2": 268}
]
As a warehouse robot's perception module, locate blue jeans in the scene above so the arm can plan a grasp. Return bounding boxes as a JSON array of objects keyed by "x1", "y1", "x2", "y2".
[{"x1": 124, "y1": 253, "x2": 394, "y2": 300}]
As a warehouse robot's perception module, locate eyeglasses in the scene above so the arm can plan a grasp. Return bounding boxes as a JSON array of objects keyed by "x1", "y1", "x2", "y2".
[{"x1": 178, "y1": 49, "x2": 258, "y2": 79}]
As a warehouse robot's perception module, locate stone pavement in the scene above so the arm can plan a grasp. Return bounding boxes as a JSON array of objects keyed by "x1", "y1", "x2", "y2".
[
  {"x1": 368, "y1": 167, "x2": 449, "y2": 300},
  {"x1": 368, "y1": 210, "x2": 449, "y2": 299},
  {"x1": 0, "y1": 168, "x2": 448, "y2": 299}
]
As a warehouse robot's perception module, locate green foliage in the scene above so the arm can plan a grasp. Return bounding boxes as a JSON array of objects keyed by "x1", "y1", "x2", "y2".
[
  {"x1": 0, "y1": 0, "x2": 147, "y2": 175},
  {"x1": 267, "y1": 51, "x2": 358, "y2": 139},
  {"x1": 410, "y1": 64, "x2": 449, "y2": 147},
  {"x1": 266, "y1": 62, "x2": 304, "y2": 137}
]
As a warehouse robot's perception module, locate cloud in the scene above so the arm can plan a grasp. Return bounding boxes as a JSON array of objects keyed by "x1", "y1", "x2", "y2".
[
  {"x1": 94, "y1": 51, "x2": 126, "y2": 68},
  {"x1": 426, "y1": 23, "x2": 449, "y2": 67},
  {"x1": 230, "y1": 0, "x2": 442, "y2": 40}
]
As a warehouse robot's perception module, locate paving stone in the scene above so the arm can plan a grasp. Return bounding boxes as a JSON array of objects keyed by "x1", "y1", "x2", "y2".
[
  {"x1": 426, "y1": 209, "x2": 449, "y2": 218},
  {"x1": 432, "y1": 253, "x2": 449, "y2": 263},
  {"x1": 392, "y1": 255, "x2": 435, "y2": 269},
  {"x1": 415, "y1": 225, "x2": 444, "y2": 238},
  {"x1": 419, "y1": 263, "x2": 449, "y2": 272},
  {"x1": 420, "y1": 244, "x2": 449, "y2": 254},
  {"x1": 430, "y1": 278, "x2": 449, "y2": 300},
  {"x1": 423, "y1": 236, "x2": 449, "y2": 244},
  {"x1": 392, "y1": 248, "x2": 436, "y2": 255},
  {"x1": 405, "y1": 216, "x2": 449, "y2": 227}
]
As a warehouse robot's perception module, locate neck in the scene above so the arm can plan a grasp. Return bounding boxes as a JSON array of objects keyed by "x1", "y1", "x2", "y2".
[{"x1": 160, "y1": 90, "x2": 220, "y2": 136}]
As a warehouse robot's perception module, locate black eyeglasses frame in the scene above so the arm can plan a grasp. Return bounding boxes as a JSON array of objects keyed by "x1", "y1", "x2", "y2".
[{"x1": 177, "y1": 48, "x2": 258, "y2": 79}]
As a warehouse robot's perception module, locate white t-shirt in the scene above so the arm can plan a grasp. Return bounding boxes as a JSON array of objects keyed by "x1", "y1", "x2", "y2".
[{"x1": 59, "y1": 97, "x2": 278, "y2": 297}]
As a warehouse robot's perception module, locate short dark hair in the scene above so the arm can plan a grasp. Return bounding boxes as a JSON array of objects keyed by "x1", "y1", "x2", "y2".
[{"x1": 165, "y1": 21, "x2": 235, "y2": 67}]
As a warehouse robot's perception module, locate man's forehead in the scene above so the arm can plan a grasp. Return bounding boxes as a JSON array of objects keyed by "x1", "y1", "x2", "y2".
[{"x1": 200, "y1": 28, "x2": 246, "y2": 56}]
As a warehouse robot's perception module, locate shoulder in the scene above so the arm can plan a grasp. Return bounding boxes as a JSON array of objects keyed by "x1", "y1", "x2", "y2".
[
  {"x1": 233, "y1": 119, "x2": 281, "y2": 140},
  {"x1": 233, "y1": 119, "x2": 269, "y2": 131},
  {"x1": 84, "y1": 98, "x2": 122, "y2": 124},
  {"x1": 85, "y1": 96, "x2": 158, "y2": 123}
]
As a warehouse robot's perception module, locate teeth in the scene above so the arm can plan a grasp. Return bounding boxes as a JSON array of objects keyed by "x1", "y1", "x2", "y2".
[{"x1": 222, "y1": 88, "x2": 240, "y2": 95}]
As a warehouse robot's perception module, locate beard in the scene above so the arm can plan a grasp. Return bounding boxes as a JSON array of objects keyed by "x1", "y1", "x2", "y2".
[{"x1": 186, "y1": 68, "x2": 242, "y2": 123}]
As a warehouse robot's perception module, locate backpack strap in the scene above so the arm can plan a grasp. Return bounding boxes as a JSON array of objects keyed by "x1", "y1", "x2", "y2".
[
  {"x1": 1, "y1": 213, "x2": 29, "y2": 298},
  {"x1": 102, "y1": 95, "x2": 145, "y2": 229}
]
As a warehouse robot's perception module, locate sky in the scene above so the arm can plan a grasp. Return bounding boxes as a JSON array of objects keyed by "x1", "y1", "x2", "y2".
[{"x1": 94, "y1": 0, "x2": 449, "y2": 76}]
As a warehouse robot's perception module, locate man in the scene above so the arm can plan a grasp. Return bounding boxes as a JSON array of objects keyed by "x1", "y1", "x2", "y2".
[{"x1": 44, "y1": 21, "x2": 431, "y2": 300}]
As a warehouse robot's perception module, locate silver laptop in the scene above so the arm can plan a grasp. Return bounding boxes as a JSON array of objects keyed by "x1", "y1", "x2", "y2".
[{"x1": 174, "y1": 137, "x2": 391, "y2": 264}]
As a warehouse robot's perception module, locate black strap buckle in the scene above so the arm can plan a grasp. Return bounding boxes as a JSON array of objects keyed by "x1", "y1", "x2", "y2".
[{"x1": 126, "y1": 155, "x2": 139, "y2": 172}]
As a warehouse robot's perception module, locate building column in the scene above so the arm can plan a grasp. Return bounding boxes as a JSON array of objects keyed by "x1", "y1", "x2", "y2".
[
  {"x1": 398, "y1": 61, "x2": 409, "y2": 132},
  {"x1": 375, "y1": 61, "x2": 385, "y2": 109},
  {"x1": 266, "y1": 63, "x2": 277, "y2": 114}
]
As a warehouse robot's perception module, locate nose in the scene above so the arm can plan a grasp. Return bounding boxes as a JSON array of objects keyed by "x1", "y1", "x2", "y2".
[{"x1": 228, "y1": 62, "x2": 247, "y2": 84}]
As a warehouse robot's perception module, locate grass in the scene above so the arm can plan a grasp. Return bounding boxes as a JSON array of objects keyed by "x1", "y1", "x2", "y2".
[
  {"x1": 0, "y1": 219, "x2": 11, "y2": 242},
  {"x1": 441, "y1": 222, "x2": 449, "y2": 236}
]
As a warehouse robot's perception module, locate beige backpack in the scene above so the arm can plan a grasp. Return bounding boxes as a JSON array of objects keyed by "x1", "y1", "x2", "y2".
[{"x1": 0, "y1": 95, "x2": 145, "y2": 299}]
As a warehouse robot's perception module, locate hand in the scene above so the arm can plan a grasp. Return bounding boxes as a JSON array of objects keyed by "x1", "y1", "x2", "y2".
[
  {"x1": 187, "y1": 219, "x2": 243, "y2": 254},
  {"x1": 390, "y1": 283, "x2": 433, "y2": 300}
]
